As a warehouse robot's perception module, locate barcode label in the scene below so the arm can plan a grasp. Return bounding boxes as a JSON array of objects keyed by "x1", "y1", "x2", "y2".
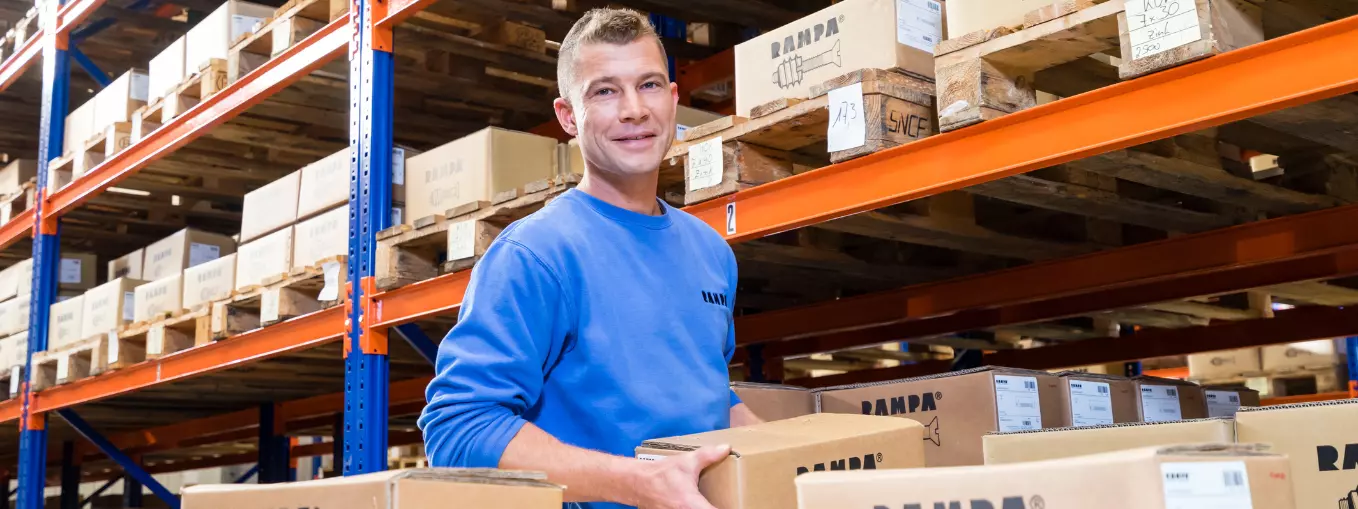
[
  {"x1": 1230, "y1": 395, "x2": 1239, "y2": 403},
  {"x1": 1024, "y1": 380, "x2": 1036, "y2": 389},
  {"x1": 994, "y1": 375, "x2": 1042, "y2": 432},
  {"x1": 1141, "y1": 385, "x2": 1183, "y2": 422},
  {"x1": 1161, "y1": 461, "x2": 1253, "y2": 509},
  {"x1": 1099, "y1": 385, "x2": 1109, "y2": 394},
  {"x1": 1167, "y1": 388, "x2": 1178, "y2": 397},
  {"x1": 1224, "y1": 470, "x2": 1244, "y2": 487},
  {"x1": 1206, "y1": 390, "x2": 1245, "y2": 418},
  {"x1": 1070, "y1": 380, "x2": 1115, "y2": 427}
]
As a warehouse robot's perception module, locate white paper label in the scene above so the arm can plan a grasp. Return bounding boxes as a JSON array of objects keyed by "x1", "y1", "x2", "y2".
[
  {"x1": 129, "y1": 73, "x2": 150, "y2": 102},
  {"x1": 725, "y1": 202, "x2": 736, "y2": 235},
  {"x1": 447, "y1": 220, "x2": 475, "y2": 261},
  {"x1": 1140, "y1": 385, "x2": 1184, "y2": 422},
  {"x1": 122, "y1": 291, "x2": 136, "y2": 322},
  {"x1": 675, "y1": 124, "x2": 689, "y2": 140},
  {"x1": 637, "y1": 454, "x2": 666, "y2": 462},
  {"x1": 1125, "y1": 0, "x2": 1202, "y2": 59},
  {"x1": 827, "y1": 82, "x2": 867, "y2": 152},
  {"x1": 9, "y1": 365, "x2": 19, "y2": 396},
  {"x1": 106, "y1": 331, "x2": 119, "y2": 364},
  {"x1": 994, "y1": 375, "x2": 1042, "y2": 432},
  {"x1": 1160, "y1": 461, "x2": 1253, "y2": 509},
  {"x1": 897, "y1": 0, "x2": 943, "y2": 53},
  {"x1": 318, "y1": 261, "x2": 341, "y2": 301},
  {"x1": 188, "y1": 242, "x2": 221, "y2": 268},
  {"x1": 59, "y1": 258, "x2": 81, "y2": 284},
  {"x1": 686, "y1": 136, "x2": 724, "y2": 192},
  {"x1": 230, "y1": 14, "x2": 264, "y2": 41},
  {"x1": 55, "y1": 353, "x2": 69, "y2": 380},
  {"x1": 392, "y1": 148, "x2": 406, "y2": 185},
  {"x1": 261, "y1": 288, "x2": 280, "y2": 323},
  {"x1": 1069, "y1": 380, "x2": 1114, "y2": 427},
  {"x1": 1205, "y1": 390, "x2": 1243, "y2": 417},
  {"x1": 1, "y1": 204, "x2": 12, "y2": 225},
  {"x1": 391, "y1": 208, "x2": 403, "y2": 226},
  {"x1": 148, "y1": 325, "x2": 165, "y2": 355}
]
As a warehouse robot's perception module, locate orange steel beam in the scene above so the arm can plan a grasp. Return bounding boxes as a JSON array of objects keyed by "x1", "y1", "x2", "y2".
[
  {"x1": 683, "y1": 17, "x2": 1358, "y2": 243},
  {"x1": 0, "y1": 210, "x2": 35, "y2": 250},
  {"x1": 57, "y1": 0, "x2": 105, "y2": 35},
  {"x1": 376, "y1": 0, "x2": 435, "y2": 29},
  {"x1": 0, "y1": 29, "x2": 42, "y2": 92},
  {"x1": 371, "y1": 271, "x2": 470, "y2": 328},
  {"x1": 1144, "y1": 367, "x2": 1189, "y2": 380},
  {"x1": 43, "y1": 18, "x2": 350, "y2": 219}
]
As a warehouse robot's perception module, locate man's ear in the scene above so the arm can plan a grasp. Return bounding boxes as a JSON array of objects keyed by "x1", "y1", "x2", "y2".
[{"x1": 553, "y1": 97, "x2": 579, "y2": 137}]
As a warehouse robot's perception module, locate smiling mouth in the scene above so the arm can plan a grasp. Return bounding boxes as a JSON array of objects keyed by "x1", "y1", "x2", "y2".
[{"x1": 613, "y1": 134, "x2": 656, "y2": 141}]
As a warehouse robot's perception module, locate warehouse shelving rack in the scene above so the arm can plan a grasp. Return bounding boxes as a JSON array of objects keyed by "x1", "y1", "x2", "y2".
[{"x1": 0, "y1": 0, "x2": 1352, "y2": 505}]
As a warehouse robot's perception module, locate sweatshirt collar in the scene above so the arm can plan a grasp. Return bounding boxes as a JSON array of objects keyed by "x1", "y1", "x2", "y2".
[{"x1": 565, "y1": 188, "x2": 673, "y2": 230}]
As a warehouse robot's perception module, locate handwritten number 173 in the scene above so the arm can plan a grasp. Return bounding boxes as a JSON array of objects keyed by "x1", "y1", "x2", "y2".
[{"x1": 832, "y1": 102, "x2": 859, "y2": 127}]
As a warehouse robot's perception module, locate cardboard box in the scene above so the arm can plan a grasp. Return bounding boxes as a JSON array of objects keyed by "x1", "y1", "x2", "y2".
[
  {"x1": 0, "y1": 159, "x2": 36, "y2": 196},
  {"x1": 143, "y1": 228, "x2": 236, "y2": 281},
  {"x1": 81, "y1": 277, "x2": 146, "y2": 339},
  {"x1": 1202, "y1": 386, "x2": 1260, "y2": 417},
  {"x1": 797, "y1": 445, "x2": 1295, "y2": 509},
  {"x1": 636, "y1": 413, "x2": 925, "y2": 509},
  {"x1": 183, "y1": 254, "x2": 235, "y2": 309},
  {"x1": 64, "y1": 99, "x2": 95, "y2": 155},
  {"x1": 134, "y1": 273, "x2": 184, "y2": 322},
  {"x1": 815, "y1": 366, "x2": 1068, "y2": 466},
  {"x1": 184, "y1": 1, "x2": 273, "y2": 75},
  {"x1": 733, "y1": 0, "x2": 943, "y2": 116},
  {"x1": 59, "y1": 252, "x2": 98, "y2": 290},
  {"x1": 48, "y1": 295, "x2": 84, "y2": 349},
  {"x1": 983, "y1": 417, "x2": 1236, "y2": 464},
  {"x1": 181, "y1": 468, "x2": 564, "y2": 509},
  {"x1": 292, "y1": 205, "x2": 347, "y2": 271},
  {"x1": 296, "y1": 147, "x2": 414, "y2": 220},
  {"x1": 1237, "y1": 399, "x2": 1358, "y2": 509},
  {"x1": 0, "y1": 331, "x2": 26, "y2": 369},
  {"x1": 108, "y1": 248, "x2": 144, "y2": 280},
  {"x1": 403, "y1": 127, "x2": 557, "y2": 224},
  {"x1": 148, "y1": 37, "x2": 186, "y2": 103},
  {"x1": 0, "y1": 294, "x2": 29, "y2": 336},
  {"x1": 1188, "y1": 347, "x2": 1262, "y2": 379},
  {"x1": 730, "y1": 382, "x2": 815, "y2": 422},
  {"x1": 235, "y1": 226, "x2": 293, "y2": 291},
  {"x1": 4, "y1": 258, "x2": 32, "y2": 299},
  {"x1": 241, "y1": 170, "x2": 301, "y2": 243},
  {"x1": 1262, "y1": 339, "x2": 1341, "y2": 372},
  {"x1": 1057, "y1": 371, "x2": 1140, "y2": 426},
  {"x1": 93, "y1": 69, "x2": 149, "y2": 135},
  {"x1": 1133, "y1": 375, "x2": 1208, "y2": 422}
]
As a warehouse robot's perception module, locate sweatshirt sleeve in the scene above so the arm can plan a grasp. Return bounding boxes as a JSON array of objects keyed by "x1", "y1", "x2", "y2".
[
  {"x1": 725, "y1": 247, "x2": 742, "y2": 409},
  {"x1": 418, "y1": 238, "x2": 574, "y2": 468}
]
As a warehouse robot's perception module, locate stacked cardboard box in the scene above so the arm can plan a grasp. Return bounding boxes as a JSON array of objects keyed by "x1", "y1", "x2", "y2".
[
  {"x1": 730, "y1": 382, "x2": 815, "y2": 422},
  {"x1": 117, "y1": 228, "x2": 238, "y2": 322},
  {"x1": 184, "y1": 1, "x2": 273, "y2": 77},
  {"x1": 983, "y1": 418, "x2": 1236, "y2": 464},
  {"x1": 81, "y1": 277, "x2": 147, "y2": 340},
  {"x1": 1188, "y1": 348, "x2": 1262, "y2": 380},
  {"x1": 183, "y1": 254, "x2": 236, "y2": 310},
  {"x1": 403, "y1": 127, "x2": 557, "y2": 225},
  {"x1": 47, "y1": 295, "x2": 84, "y2": 350},
  {"x1": 1132, "y1": 375, "x2": 1208, "y2": 422},
  {"x1": 1237, "y1": 399, "x2": 1358, "y2": 509},
  {"x1": 182, "y1": 469, "x2": 564, "y2": 508},
  {"x1": 1202, "y1": 385, "x2": 1260, "y2": 417}
]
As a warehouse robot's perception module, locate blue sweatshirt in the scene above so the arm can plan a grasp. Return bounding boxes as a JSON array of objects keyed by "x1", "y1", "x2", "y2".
[{"x1": 418, "y1": 189, "x2": 739, "y2": 509}]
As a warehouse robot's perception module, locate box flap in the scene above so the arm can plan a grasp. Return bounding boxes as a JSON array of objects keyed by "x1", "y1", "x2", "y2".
[
  {"x1": 639, "y1": 413, "x2": 922, "y2": 456},
  {"x1": 1132, "y1": 375, "x2": 1199, "y2": 387},
  {"x1": 1236, "y1": 396, "x2": 1358, "y2": 413},
  {"x1": 1058, "y1": 371, "x2": 1128, "y2": 381},
  {"x1": 731, "y1": 381, "x2": 810, "y2": 392}
]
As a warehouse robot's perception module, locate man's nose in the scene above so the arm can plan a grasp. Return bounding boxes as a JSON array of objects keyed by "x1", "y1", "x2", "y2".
[{"x1": 618, "y1": 89, "x2": 649, "y2": 123}]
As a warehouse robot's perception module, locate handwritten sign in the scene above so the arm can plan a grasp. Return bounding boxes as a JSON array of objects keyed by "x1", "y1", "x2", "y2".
[
  {"x1": 1125, "y1": 0, "x2": 1201, "y2": 59},
  {"x1": 447, "y1": 220, "x2": 476, "y2": 261},
  {"x1": 687, "y1": 136, "x2": 724, "y2": 192},
  {"x1": 827, "y1": 82, "x2": 867, "y2": 152}
]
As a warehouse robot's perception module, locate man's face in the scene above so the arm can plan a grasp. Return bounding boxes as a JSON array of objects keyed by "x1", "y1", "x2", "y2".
[{"x1": 555, "y1": 39, "x2": 678, "y2": 179}]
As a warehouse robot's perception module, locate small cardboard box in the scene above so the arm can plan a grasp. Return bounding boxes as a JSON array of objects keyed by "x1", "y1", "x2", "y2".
[
  {"x1": 815, "y1": 366, "x2": 1068, "y2": 466},
  {"x1": 64, "y1": 100, "x2": 95, "y2": 155},
  {"x1": 143, "y1": 228, "x2": 236, "y2": 281},
  {"x1": 5, "y1": 258, "x2": 32, "y2": 299},
  {"x1": 983, "y1": 418, "x2": 1236, "y2": 464},
  {"x1": 184, "y1": 1, "x2": 273, "y2": 74},
  {"x1": 292, "y1": 204, "x2": 347, "y2": 271},
  {"x1": 1237, "y1": 399, "x2": 1358, "y2": 509},
  {"x1": 731, "y1": 382, "x2": 815, "y2": 422},
  {"x1": 48, "y1": 295, "x2": 84, "y2": 349},
  {"x1": 1202, "y1": 386, "x2": 1260, "y2": 417},
  {"x1": 241, "y1": 170, "x2": 301, "y2": 243},
  {"x1": 403, "y1": 127, "x2": 557, "y2": 224},
  {"x1": 1133, "y1": 375, "x2": 1208, "y2": 422},
  {"x1": 1261, "y1": 339, "x2": 1341, "y2": 372},
  {"x1": 235, "y1": 226, "x2": 293, "y2": 291},
  {"x1": 1057, "y1": 371, "x2": 1141, "y2": 427},
  {"x1": 108, "y1": 248, "x2": 144, "y2": 280},
  {"x1": 296, "y1": 147, "x2": 415, "y2": 219},
  {"x1": 81, "y1": 277, "x2": 146, "y2": 339},
  {"x1": 148, "y1": 37, "x2": 185, "y2": 103},
  {"x1": 183, "y1": 253, "x2": 235, "y2": 309},
  {"x1": 1188, "y1": 348, "x2": 1262, "y2": 379},
  {"x1": 181, "y1": 468, "x2": 564, "y2": 509},
  {"x1": 797, "y1": 445, "x2": 1295, "y2": 509},
  {"x1": 59, "y1": 252, "x2": 98, "y2": 290},
  {"x1": 0, "y1": 159, "x2": 36, "y2": 196},
  {"x1": 0, "y1": 294, "x2": 29, "y2": 336},
  {"x1": 636, "y1": 414, "x2": 925, "y2": 509},
  {"x1": 134, "y1": 273, "x2": 184, "y2": 322},
  {"x1": 733, "y1": 0, "x2": 943, "y2": 116},
  {"x1": 93, "y1": 69, "x2": 149, "y2": 135}
]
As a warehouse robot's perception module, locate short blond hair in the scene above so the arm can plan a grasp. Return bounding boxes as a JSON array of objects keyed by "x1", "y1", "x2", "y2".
[{"x1": 557, "y1": 7, "x2": 668, "y2": 103}]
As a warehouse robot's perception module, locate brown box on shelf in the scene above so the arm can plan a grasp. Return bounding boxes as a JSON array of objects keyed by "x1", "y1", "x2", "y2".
[
  {"x1": 184, "y1": 0, "x2": 274, "y2": 74},
  {"x1": 733, "y1": 0, "x2": 943, "y2": 116},
  {"x1": 297, "y1": 147, "x2": 415, "y2": 220},
  {"x1": 0, "y1": 159, "x2": 36, "y2": 197},
  {"x1": 133, "y1": 273, "x2": 184, "y2": 322},
  {"x1": 1237, "y1": 399, "x2": 1358, "y2": 509},
  {"x1": 80, "y1": 277, "x2": 146, "y2": 340},
  {"x1": 1057, "y1": 371, "x2": 1141, "y2": 426},
  {"x1": 235, "y1": 226, "x2": 294, "y2": 292},
  {"x1": 1261, "y1": 339, "x2": 1341, "y2": 372},
  {"x1": 93, "y1": 69, "x2": 149, "y2": 135},
  {"x1": 1133, "y1": 375, "x2": 1208, "y2": 422},
  {"x1": 48, "y1": 295, "x2": 84, "y2": 350},
  {"x1": 59, "y1": 252, "x2": 98, "y2": 290},
  {"x1": 636, "y1": 414, "x2": 925, "y2": 509},
  {"x1": 731, "y1": 382, "x2": 815, "y2": 422},
  {"x1": 63, "y1": 100, "x2": 95, "y2": 157},
  {"x1": 292, "y1": 204, "x2": 347, "y2": 271},
  {"x1": 1188, "y1": 348, "x2": 1262, "y2": 379},
  {"x1": 1202, "y1": 386, "x2": 1260, "y2": 417},
  {"x1": 815, "y1": 366, "x2": 1068, "y2": 466},
  {"x1": 108, "y1": 248, "x2": 144, "y2": 280},
  {"x1": 183, "y1": 254, "x2": 235, "y2": 310},
  {"x1": 181, "y1": 468, "x2": 564, "y2": 509},
  {"x1": 403, "y1": 127, "x2": 557, "y2": 225},
  {"x1": 143, "y1": 228, "x2": 237, "y2": 281},
  {"x1": 983, "y1": 417, "x2": 1236, "y2": 464},
  {"x1": 241, "y1": 170, "x2": 301, "y2": 243},
  {"x1": 797, "y1": 445, "x2": 1295, "y2": 509},
  {"x1": 0, "y1": 294, "x2": 29, "y2": 336}
]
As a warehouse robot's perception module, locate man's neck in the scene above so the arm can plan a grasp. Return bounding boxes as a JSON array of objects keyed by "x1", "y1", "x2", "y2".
[{"x1": 577, "y1": 169, "x2": 662, "y2": 216}]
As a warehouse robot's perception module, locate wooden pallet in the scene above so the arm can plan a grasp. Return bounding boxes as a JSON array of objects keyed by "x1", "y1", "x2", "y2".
[
  {"x1": 374, "y1": 178, "x2": 575, "y2": 291},
  {"x1": 30, "y1": 336, "x2": 108, "y2": 391},
  {"x1": 1194, "y1": 364, "x2": 1347, "y2": 398},
  {"x1": 0, "y1": 365, "x2": 21, "y2": 399},
  {"x1": 0, "y1": 179, "x2": 36, "y2": 225},
  {"x1": 227, "y1": 0, "x2": 330, "y2": 83},
  {"x1": 106, "y1": 307, "x2": 212, "y2": 370},
  {"x1": 84, "y1": 122, "x2": 135, "y2": 159},
  {"x1": 160, "y1": 59, "x2": 229, "y2": 124},
  {"x1": 210, "y1": 256, "x2": 347, "y2": 340},
  {"x1": 934, "y1": 0, "x2": 1263, "y2": 132},
  {"x1": 662, "y1": 69, "x2": 936, "y2": 205}
]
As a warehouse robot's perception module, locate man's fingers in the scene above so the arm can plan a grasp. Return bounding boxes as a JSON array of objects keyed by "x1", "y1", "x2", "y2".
[
  {"x1": 691, "y1": 444, "x2": 731, "y2": 468},
  {"x1": 683, "y1": 494, "x2": 719, "y2": 509}
]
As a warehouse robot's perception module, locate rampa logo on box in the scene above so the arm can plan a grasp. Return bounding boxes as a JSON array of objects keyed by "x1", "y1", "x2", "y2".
[
  {"x1": 879, "y1": 496, "x2": 1040, "y2": 509},
  {"x1": 1319, "y1": 444, "x2": 1358, "y2": 471},
  {"x1": 859, "y1": 391, "x2": 939, "y2": 416},
  {"x1": 795, "y1": 452, "x2": 883, "y2": 475}
]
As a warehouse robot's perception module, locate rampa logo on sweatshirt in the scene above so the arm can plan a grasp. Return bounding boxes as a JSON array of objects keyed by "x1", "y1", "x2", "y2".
[{"x1": 701, "y1": 290, "x2": 729, "y2": 308}]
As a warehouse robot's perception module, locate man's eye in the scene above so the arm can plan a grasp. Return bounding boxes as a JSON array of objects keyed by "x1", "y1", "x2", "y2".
[
  {"x1": 595, "y1": 88, "x2": 615, "y2": 96},
  {"x1": 641, "y1": 81, "x2": 661, "y2": 89}
]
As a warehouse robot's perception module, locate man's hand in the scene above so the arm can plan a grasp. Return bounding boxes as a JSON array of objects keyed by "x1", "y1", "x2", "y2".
[{"x1": 630, "y1": 445, "x2": 731, "y2": 509}]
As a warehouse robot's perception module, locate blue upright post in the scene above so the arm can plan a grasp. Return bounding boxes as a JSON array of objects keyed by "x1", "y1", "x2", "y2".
[
  {"x1": 60, "y1": 441, "x2": 79, "y2": 509},
  {"x1": 18, "y1": 1, "x2": 69, "y2": 506},
  {"x1": 122, "y1": 473, "x2": 142, "y2": 508},
  {"x1": 1346, "y1": 336, "x2": 1357, "y2": 396},
  {"x1": 343, "y1": 0, "x2": 393, "y2": 475},
  {"x1": 257, "y1": 404, "x2": 290, "y2": 483}
]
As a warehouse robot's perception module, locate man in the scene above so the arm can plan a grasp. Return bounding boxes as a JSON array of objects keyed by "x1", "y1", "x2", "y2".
[{"x1": 418, "y1": 7, "x2": 761, "y2": 509}]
